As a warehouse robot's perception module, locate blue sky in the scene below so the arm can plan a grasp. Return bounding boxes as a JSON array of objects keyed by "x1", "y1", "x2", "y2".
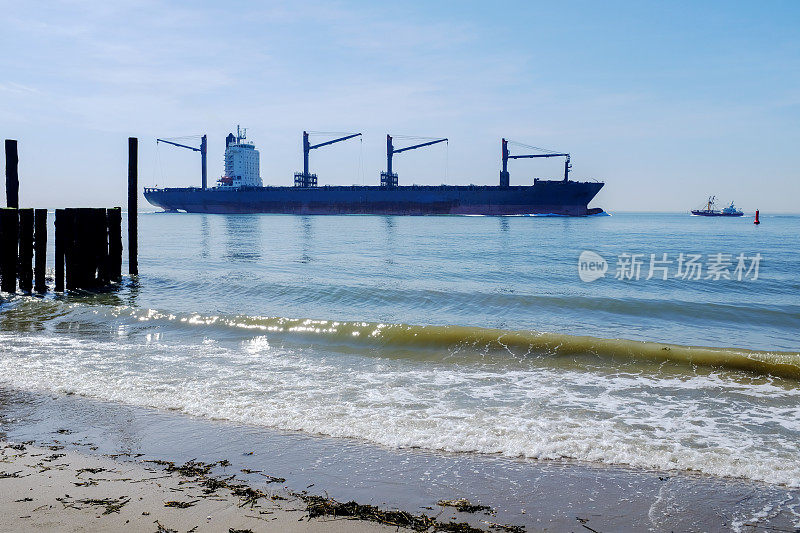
[{"x1": 1, "y1": 0, "x2": 798, "y2": 212}]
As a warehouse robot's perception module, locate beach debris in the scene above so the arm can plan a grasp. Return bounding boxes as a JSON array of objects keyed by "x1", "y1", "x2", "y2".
[
  {"x1": 148, "y1": 459, "x2": 216, "y2": 478},
  {"x1": 200, "y1": 476, "x2": 228, "y2": 494},
  {"x1": 7, "y1": 443, "x2": 26, "y2": 451},
  {"x1": 154, "y1": 519, "x2": 177, "y2": 533},
  {"x1": 15, "y1": 497, "x2": 33, "y2": 502},
  {"x1": 218, "y1": 459, "x2": 231, "y2": 467},
  {"x1": 228, "y1": 529, "x2": 254, "y2": 533},
  {"x1": 0, "y1": 470, "x2": 22, "y2": 478},
  {"x1": 483, "y1": 523, "x2": 526, "y2": 533},
  {"x1": 73, "y1": 480, "x2": 99, "y2": 487},
  {"x1": 55, "y1": 428, "x2": 71, "y2": 434},
  {"x1": 438, "y1": 498, "x2": 494, "y2": 515},
  {"x1": 230, "y1": 484, "x2": 267, "y2": 508},
  {"x1": 163, "y1": 500, "x2": 199, "y2": 509},
  {"x1": 240, "y1": 468, "x2": 260, "y2": 474},
  {"x1": 262, "y1": 474, "x2": 286, "y2": 484},
  {"x1": 301, "y1": 495, "x2": 487, "y2": 532},
  {"x1": 78, "y1": 496, "x2": 130, "y2": 515},
  {"x1": 576, "y1": 517, "x2": 600, "y2": 533},
  {"x1": 77, "y1": 467, "x2": 106, "y2": 475}
]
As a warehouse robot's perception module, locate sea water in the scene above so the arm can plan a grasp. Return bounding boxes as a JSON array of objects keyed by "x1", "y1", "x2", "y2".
[{"x1": 1, "y1": 212, "x2": 798, "y2": 487}]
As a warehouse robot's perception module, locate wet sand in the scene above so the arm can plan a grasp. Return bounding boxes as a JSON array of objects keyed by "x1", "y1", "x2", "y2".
[
  {"x1": 0, "y1": 441, "x2": 405, "y2": 532},
  {"x1": 1, "y1": 386, "x2": 799, "y2": 532}
]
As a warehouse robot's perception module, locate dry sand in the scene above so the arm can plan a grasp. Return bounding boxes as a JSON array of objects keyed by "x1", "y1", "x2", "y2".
[{"x1": 0, "y1": 441, "x2": 407, "y2": 532}]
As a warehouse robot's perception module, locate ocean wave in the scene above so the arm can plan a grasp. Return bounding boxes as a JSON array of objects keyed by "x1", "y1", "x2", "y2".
[{"x1": 4, "y1": 298, "x2": 799, "y2": 379}]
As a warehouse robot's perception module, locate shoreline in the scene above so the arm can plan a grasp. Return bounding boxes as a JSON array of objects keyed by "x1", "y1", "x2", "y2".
[
  {"x1": 2, "y1": 386, "x2": 799, "y2": 532},
  {"x1": 1, "y1": 440, "x2": 445, "y2": 532}
]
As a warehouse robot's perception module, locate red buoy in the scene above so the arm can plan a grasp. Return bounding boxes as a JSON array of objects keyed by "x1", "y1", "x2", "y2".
[{"x1": 754, "y1": 209, "x2": 760, "y2": 225}]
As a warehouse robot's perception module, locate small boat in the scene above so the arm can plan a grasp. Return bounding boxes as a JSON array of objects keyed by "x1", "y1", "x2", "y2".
[{"x1": 691, "y1": 196, "x2": 744, "y2": 217}]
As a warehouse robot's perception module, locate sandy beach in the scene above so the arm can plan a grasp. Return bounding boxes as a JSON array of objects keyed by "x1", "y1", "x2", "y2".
[
  {"x1": 3, "y1": 386, "x2": 799, "y2": 532},
  {"x1": 1, "y1": 440, "x2": 454, "y2": 532}
]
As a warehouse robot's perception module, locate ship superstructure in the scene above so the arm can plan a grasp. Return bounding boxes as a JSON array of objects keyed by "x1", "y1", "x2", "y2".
[{"x1": 219, "y1": 126, "x2": 262, "y2": 188}]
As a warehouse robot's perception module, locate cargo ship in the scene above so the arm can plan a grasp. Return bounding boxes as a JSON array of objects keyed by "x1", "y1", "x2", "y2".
[{"x1": 145, "y1": 128, "x2": 604, "y2": 216}]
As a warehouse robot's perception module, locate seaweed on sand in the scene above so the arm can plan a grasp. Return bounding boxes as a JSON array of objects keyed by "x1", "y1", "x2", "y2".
[
  {"x1": 164, "y1": 500, "x2": 199, "y2": 508},
  {"x1": 200, "y1": 476, "x2": 229, "y2": 494},
  {"x1": 77, "y1": 467, "x2": 105, "y2": 475},
  {"x1": 229, "y1": 484, "x2": 267, "y2": 508},
  {"x1": 154, "y1": 520, "x2": 177, "y2": 533},
  {"x1": 438, "y1": 498, "x2": 494, "y2": 515},
  {"x1": 145, "y1": 459, "x2": 215, "y2": 477},
  {"x1": 301, "y1": 495, "x2": 494, "y2": 532},
  {"x1": 78, "y1": 496, "x2": 130, "y2": 514}
]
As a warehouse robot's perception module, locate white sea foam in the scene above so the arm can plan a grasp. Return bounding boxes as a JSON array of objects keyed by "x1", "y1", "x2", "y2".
[{"x1": 1, "y1": 328, "x2": 799, "y2": 488}]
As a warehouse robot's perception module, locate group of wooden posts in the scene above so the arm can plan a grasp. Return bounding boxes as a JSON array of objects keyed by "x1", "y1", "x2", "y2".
[{"x1": 0, "y1": 138, "x2": 139, "y2": 294}]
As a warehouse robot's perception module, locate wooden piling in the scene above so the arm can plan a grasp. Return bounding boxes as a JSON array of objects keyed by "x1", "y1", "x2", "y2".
[
  {"x1": 74, "y1": 208, "x2": 91, "y2": 288},
  {"x1": 5, "y1": 140, "x2": 19, "y2": 209},
  {"x1": 107, "y1": 207, "x2": 122, "y2": 282},
  {"x1": 55, "y1": 209, "x2": 65, "y2": 292},
  {"x1": 128, "y1": 137, "x2": 138, "y2": 276},
  {"x1": 94, "y1": 208, "x2": 108, "y2": 286},
  {"x1": 17, "y1": 208, "x2": 33, "y2": 292},
  {"x1": 64, "y1": 208, "x2": 77, "y2": 290},
  {"x1": 0, "y1": 208, "x2": 18, "y2": 292},
  {"x1": 34, "y1": 209, "x2": 47, "y2": 293}
]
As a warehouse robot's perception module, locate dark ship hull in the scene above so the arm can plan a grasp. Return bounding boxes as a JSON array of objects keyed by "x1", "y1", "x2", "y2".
[{"x1": 144, "y1": 179, "x2": 604, "y2": 216}]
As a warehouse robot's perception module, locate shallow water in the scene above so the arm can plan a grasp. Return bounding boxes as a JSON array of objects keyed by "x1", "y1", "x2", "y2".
[{"x1": 1, "y1": 212, "x2": 798, "y2": 490}]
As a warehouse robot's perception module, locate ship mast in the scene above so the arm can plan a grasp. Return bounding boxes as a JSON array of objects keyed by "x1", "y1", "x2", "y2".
[
  {"x1": 501, "y1": 139, "x2": 571, "y2": 186},
  {"x1": 156, "y1": 134, "x2": 207, "y2": 190}
]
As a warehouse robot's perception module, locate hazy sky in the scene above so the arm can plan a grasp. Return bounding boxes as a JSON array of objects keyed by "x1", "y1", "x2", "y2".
[{"x1": 1, "y1": 1, "x2": 798, "y2": 212}]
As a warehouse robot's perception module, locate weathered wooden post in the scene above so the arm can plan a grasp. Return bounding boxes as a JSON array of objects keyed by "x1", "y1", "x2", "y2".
[
  {"x1": 94, "y1": 208, "x2": 108, "y2": 286},
  {"x1": 108, "y1": 207, "x2": 122, "y2": 282},
  {"x1": 75, "y1": 208, "x2": 91, "y2": 288},
  {"x1": 0, "y1": 208, "x2": 18, "y2": 292},
  {"x1": 5, "y1": 140, "x2": 19, "y2": 209},
  {"x1": 128, "y1": 137, "x2": 138, "y2": 276},
  {"x1": 34, "y1": 209, "x2": 47, "y2": 293},
  {"x1": 18, "y1": 208, "x2": 33, "y2": 293},
  {"x1": 55, "y1": 209, "x2": 65, "y2": 292},
  {"x1": 64, "y1": 208, "x2": 76, "y2": 290}
]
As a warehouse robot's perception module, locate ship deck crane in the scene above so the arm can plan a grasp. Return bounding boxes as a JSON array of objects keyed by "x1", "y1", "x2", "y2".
[
  {"x1": 382, "y1": 135, "x2": 448, "y2": 188},
  {"x1": 156, "y1": 135, "x2": 208, "y2": 190},
  {"x1": 295, "y1": 131, "x2": 362, "y2": 187},
  {"x1": 500, "y1": 138, "x2": 570, "y2": 186}
]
